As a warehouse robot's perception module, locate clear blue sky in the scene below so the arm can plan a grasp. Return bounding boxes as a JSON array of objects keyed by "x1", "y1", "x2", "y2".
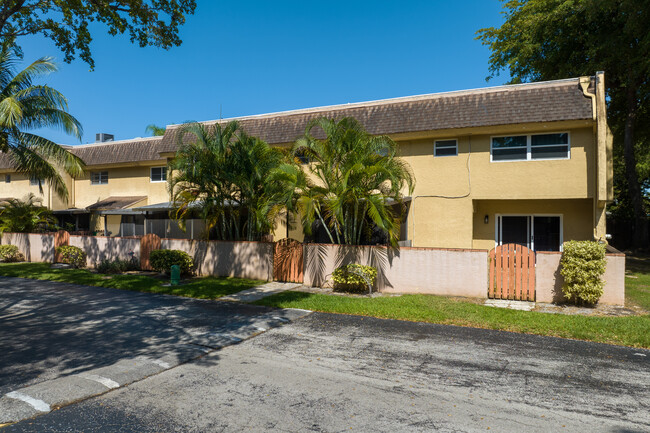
[{"x1": 20, "y1": 0, "x2": 509, "y2": 145}]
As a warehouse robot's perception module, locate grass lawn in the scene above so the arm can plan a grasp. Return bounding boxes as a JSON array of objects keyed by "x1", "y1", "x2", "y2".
[
  {"x1": 624, "y1": 254, "x2": 650, "y2": 311},
  {"x1": 254, "y1": 255, "x2": 650, "y2": 349},
  {"x1": 0, "y1": 262, "x2": 264, "y2": 300}
]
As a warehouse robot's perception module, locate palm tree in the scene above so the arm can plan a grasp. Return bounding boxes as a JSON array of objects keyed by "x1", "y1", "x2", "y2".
[
  {"x1": 274, "y1": 117, "x2": 415, "y2": 246},
  {"x1": 0, "y1": 193, "x2": 56, "y2": 233},
  {"x1": 169, "y1": 121, "x2": 290, "y2": 241},
  {"x1": 145, "y1": 124, "x2": 166, "y2": 136},
  {"x1": 0, "y1": 38, "x2": 84, "y2": 200}
]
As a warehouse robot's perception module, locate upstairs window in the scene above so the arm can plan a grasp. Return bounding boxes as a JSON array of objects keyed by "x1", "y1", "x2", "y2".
[
  {"x1": 531, "y1": 133, "x2": 570, "y2": 159},
  {"x1": 150, "y1": 166, "x2": 167, "y2": 182},
  {"x1": 91, "y1": 171, "x2": 108, "y2": 185},
  {"x1": 434, "y1": 139, "x2": 458, "y2": 157},
  {"x1": 491, "y1": 133, "x2": 570, "y2": 161},
  {"x1": 5, "y1": 174, "x2": 10, "y2": 183},
  {"x1": 30, "y1": 176, "x2": 43, "y2": 186}
]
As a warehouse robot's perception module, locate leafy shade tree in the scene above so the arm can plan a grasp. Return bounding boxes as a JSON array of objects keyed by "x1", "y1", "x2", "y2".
[
  {"x1": 169, "y1": 121, "x2": 289, "y2": 241},
  {"x1": 0, "y1": 40, "x2": 84, "y2": 200},
  {"x1": 476, "y1": 0, "x2": 650, "y2": 247},
  {"x1": 0, "y1": 1, "x2": 197, "y2": 70},
  {"x1": 145, "y1": 124, "x2": 166, "y2": 136},
  {"x1": 274, "y1": 117, "x2": 415, "y2": 247},
  {"x1": 0, "y1": 193, "x2": 56, "y2": 233}
]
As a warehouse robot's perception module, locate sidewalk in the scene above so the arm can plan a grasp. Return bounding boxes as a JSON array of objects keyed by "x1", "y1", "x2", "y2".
[{"x1": 220, "y1": 282, "x2": 303, "y2": 302}]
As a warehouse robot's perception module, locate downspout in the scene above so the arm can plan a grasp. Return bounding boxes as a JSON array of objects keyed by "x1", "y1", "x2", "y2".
[
  {"x1": 579, "y1": 76, "x2": 597, "y2": 121},
  {"x1": 579, "y1": 74, "x2": 602, "y2": 242}
]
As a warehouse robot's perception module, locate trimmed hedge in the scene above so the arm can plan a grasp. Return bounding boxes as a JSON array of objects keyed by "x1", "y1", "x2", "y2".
[
  {"x1": 55, "y1": 245, "x2": 86, "y2": 268},
  {"x1": 332, "y1": 264, "x2": 377, "y2": 293},
  {"x1": 96, "y1": 258, "x2": 139, "y2": 274},
  {"x1": 0, "y1": 245, "x2": 25, "y2": 263},
  {"x1": 149, "y1": 249, "x2": 194, "y2": 275},
  {"x1": 560, "y1": 240, "x2": 606, "y2": 305}
]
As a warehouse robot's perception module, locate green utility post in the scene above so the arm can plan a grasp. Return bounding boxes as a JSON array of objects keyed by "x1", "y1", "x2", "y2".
[{"x1": 170, "y1": 265, "x2": 180, "y2": 286}]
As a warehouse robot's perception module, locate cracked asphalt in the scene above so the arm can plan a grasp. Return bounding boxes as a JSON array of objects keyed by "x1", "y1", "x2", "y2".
[
  {"x1": 5, "y1": 309, "x2": 650, "y2": 432},
  {"x1": 0, "y1": 277, "x2": 309, "y2": 424}
]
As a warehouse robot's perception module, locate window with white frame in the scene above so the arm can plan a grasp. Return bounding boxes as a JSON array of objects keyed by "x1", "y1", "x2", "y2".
[
  {"x1": 90, "y1": 171, "x2": 108, "y2": 185},
  {"x1": 491, "y1": 133, "x2": 569, "y2": 161},
  {"x1": 434, "y1": 139, "x2": 458, "y2": 157},
  {"x1": 150, "y1": 166, "x2": 167, "y2": 182}
]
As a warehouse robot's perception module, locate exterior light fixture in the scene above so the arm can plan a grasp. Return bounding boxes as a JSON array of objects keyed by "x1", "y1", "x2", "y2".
[{"x1": 484, "y1": 215, "x2": 489, "y2": 224}]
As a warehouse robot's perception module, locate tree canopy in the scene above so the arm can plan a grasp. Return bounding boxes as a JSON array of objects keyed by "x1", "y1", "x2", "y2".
[
  {"x1": 0, "y1": 39, "x2": 84, "y2": 200},
  {"x1": 273, "y1": 117, "x2": 415, "y2": 247},
  {"x1": 145, "y1": 124, "x2": 166, "y2": 136},
  {"x1": 0, "y1": 0, "x2": 197, "y2": 69},
  {"x1": 169, "y1": 121, "x2": 290, "y2": 241},
  {"x1": 0, "y1": 193, "x2": 56, "y2": 233},
  {"x1": 477, "y1": 0, "x2": 650, "y2": 247}
]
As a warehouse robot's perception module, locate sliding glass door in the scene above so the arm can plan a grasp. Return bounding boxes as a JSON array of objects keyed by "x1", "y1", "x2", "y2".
[{"x1": 496, "y1": 215, "x2": 562, "y2": 251}]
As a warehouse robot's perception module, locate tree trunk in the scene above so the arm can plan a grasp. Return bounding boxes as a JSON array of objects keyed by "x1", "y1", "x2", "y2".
[{"x1": 623, "y1": 86, "x2": 648, "y2": 248}]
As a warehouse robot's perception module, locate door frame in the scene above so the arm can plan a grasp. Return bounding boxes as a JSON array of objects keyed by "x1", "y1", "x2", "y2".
[{"x1": 495, "y1": 213, "x2": 563, "y2": 251}]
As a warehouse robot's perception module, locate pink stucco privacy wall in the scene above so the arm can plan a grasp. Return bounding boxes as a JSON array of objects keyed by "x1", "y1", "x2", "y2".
[
  {"x1": 535, "y1": 252, "x2": 625, "y2": 305},
  {"x1": 0, "y1": 233, "x2": 627, "y2": 306},
  {"x1": 303, "y1": 244, "x2": 489, "y2": 298},
  {"x1": 69, "y1": 235, "x2": 140, "y2": 267},
  {"x1": 1, "y1": 233, "x2": 54, "y2": 262},
  {"x1": 162, "y1": 238, "x2": 273, "y2": 281}
]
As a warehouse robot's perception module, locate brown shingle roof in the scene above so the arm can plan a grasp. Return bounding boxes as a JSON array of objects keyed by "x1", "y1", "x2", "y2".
[
  {"x1": 70, "y1": 136, "x2": 165, "y2": 167},
  {"x1": 0, "y1": 152, "x2": 15, "y2": 170},
  {"x1": 0, "y1": 138, "x2": 165, "y2": 170},
  {"x1": 159, "y1": 77, "x2": 594, "y2": 152},
  {"x1": 0, "y1": 77, "x2": 595, "y2": 170},
  {"x1": 86, "y1": 196, "x2": 147, "y2": 211}
]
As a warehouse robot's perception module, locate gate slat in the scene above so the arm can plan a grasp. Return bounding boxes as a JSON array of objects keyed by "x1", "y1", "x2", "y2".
[
  {"x1": 495, "y1": 246, "x2": 502, "y2": 299},
  {"x1": 521, "y1": 249, "x2": 528, "y2": 301},
  {"x1": 506, "y1": 244, "x2": 515, "y2": 299},
  {"x1": 528, "y1": 249, "x2": 536, "y2": 301}
]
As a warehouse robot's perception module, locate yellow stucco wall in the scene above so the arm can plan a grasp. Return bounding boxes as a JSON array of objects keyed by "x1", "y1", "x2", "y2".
[
  {"x1": 0, "y1": 172, "x2": 71, "y2": 210},
  {"x1": 471, "y1": 199, "x2": 594, "y2": 250},
  {"x1": 396, "y1": 126, "x2": 598, "y2": 247},
  {"x1": 74, "y1": 164, "x2": 169, "y2": 209},
  {"x1": 0, "y1": 121, "x2": 607, "y2": 249},
  {"x1": 272, "y1": 211, "x2": 306, "y2": 242}
]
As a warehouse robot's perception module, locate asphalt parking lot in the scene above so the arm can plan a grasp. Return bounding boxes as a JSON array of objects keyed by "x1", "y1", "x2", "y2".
[
  {"x1": 0, "y1": 277, "x2": 309, "y2": 424},
  {"x1": 4, "y1": 305, "x2": 649, "y2": 432}
]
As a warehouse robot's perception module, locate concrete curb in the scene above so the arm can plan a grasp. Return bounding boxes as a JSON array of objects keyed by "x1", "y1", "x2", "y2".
[{"x1": 0, "y1": 307, "x2": 312, "y2": 425}]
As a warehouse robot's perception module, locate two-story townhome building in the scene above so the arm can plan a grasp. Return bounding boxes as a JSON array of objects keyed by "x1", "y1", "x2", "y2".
[{"x1": 0, "y1": 73, "x2": 612, "y2": 251}]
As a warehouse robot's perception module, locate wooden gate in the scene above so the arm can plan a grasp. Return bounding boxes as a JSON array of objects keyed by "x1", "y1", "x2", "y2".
[
  {"x1": 273, "y1": 238, "x2": 303, "y2": 283},
  {"x1": 489, "y1": 243, "x2": 535, "y2": 301},
  {"x1": 54, "y1": 230, "x2": 70, "y2": 263},
  {"x1": 140, "y1": 233, "x2": 161, "y2": 271}
]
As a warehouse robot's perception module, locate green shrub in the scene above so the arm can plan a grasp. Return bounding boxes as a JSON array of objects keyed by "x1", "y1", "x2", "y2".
[
  {"x1": 96, "y1": 258, "x2": 139, "y2": 274},
  {"x1": 560, "y1": 240, "x2": 606, "y2": 305},
  {"x1": 0, "y1": 245, "x2": 25, "y2": 262},
  {"x1": 332, "y1": 264, "x2": 377, "y2": 293},
  {"x1": 149, "y1": 249, "x2": 194, "y2": 275},
  {"x1": 56, "y1": 245, "x2": 86, "y2": 268}
]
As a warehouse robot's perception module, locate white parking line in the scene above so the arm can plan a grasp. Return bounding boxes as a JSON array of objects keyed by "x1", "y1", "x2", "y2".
[
  {"x1": 79, "y1": 373, "x2": 120, "y2": 389},
  {"x1": 150, "y1": 359, "x2": 171, "y2": 369},
  {"x1": 6, "y1": 391, "x2": 50, "y2": 412}
]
